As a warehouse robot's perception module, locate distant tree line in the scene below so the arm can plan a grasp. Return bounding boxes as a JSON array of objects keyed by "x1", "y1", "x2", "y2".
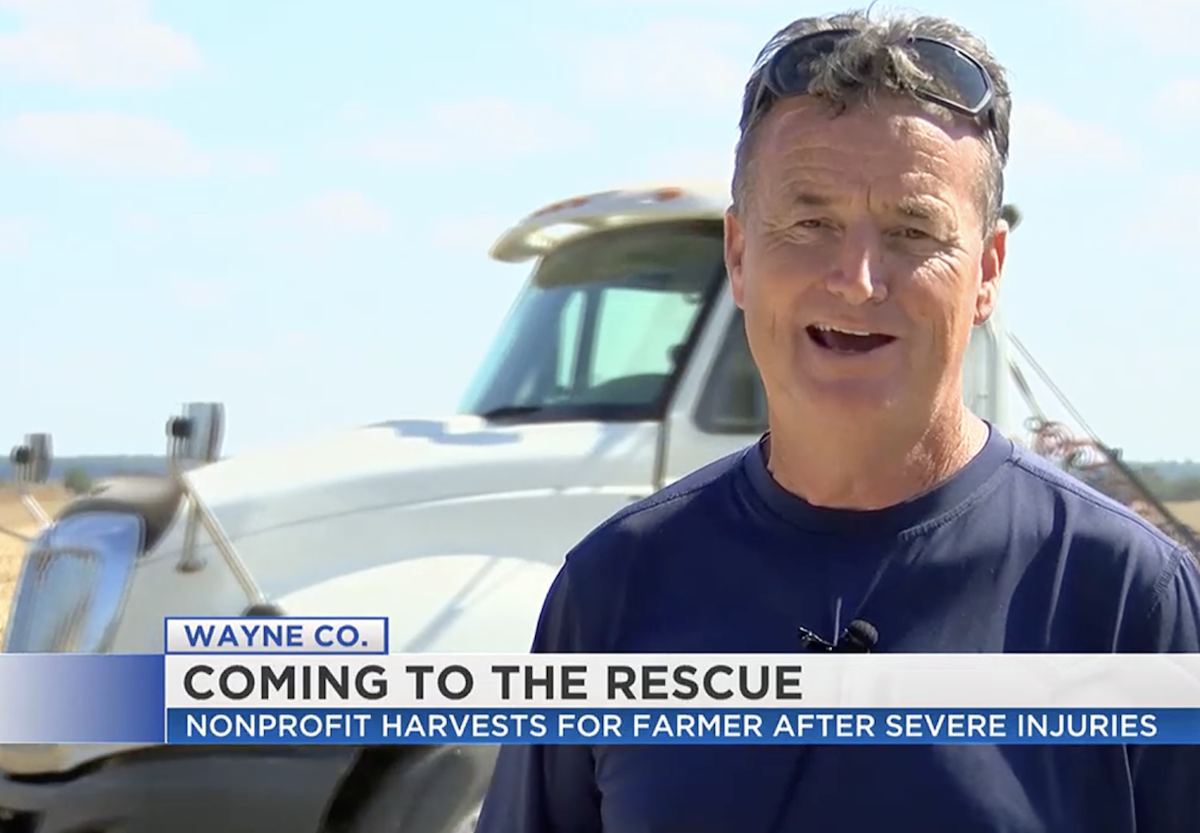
[{"x1": 1129, "y1": 467, "x2": 1200, "y2": 503}]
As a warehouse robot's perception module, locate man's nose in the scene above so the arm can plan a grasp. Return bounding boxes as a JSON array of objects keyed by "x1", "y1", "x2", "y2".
[{"x1": 824, "y1": 229, "x2": 887, "y2": 305}]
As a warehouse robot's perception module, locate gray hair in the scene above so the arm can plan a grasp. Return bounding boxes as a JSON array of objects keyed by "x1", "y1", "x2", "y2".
[{"x1": 731, "y1": 9, "x2": 1013, "y2": 233}]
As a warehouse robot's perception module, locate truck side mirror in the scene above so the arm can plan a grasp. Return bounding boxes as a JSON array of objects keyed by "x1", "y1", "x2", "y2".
[
  {"x1": 161, "y1": 402, "x2": 268, "y2": 608},
  {"x1": 11, "y1": 433, "x2": 52, "y2": 484},
  {"x1": 2, "y1": 433, "x2": 55, "y2": 534},
  {"x1": 166, "y1": 403, "x2": 225, "y2": 466},
  {"x1": 1001, "y1": 204, "x2": 1022, "y2": 231}
]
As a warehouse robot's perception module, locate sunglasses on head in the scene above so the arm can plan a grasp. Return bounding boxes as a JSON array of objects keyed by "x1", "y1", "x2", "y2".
[{"x1": 748, "y1": 28, "x2": 1004, "y2": 158}]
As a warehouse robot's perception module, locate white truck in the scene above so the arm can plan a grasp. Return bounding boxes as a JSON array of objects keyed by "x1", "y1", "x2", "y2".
[{"x1": 0, "y1": 183, "x2": 1019, "y2": 833}]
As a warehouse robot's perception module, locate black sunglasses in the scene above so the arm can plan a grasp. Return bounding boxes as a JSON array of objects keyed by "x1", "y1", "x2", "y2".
[{"x1": 748, "y1": 28, "x2": 1004, "y2": 158}]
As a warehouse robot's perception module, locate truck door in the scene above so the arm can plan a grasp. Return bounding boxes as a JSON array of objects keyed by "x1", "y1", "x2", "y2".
[{"x1": 658, "y1": 292, "x2": 768, "y2": 486}]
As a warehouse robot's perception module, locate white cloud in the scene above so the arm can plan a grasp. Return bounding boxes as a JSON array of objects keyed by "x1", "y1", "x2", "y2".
[
  {"x1": 199, "y1": 334, "x2": 333, "y2": 384},
  {"x1": 431, "y1": 215, "x2": 512, "y2": 254},
  {"x1": 1062, "y1": 0, "x2": 1200, "y2": 50},
  {"x1": 360, "y1": 98, "x2": 590, "y2": 165},
  {"x1": 1151, "y1": 78, "x2": 1200, "y2": 122},
  {"x1": 575, "y1": 21, "x2": 754, "y2": 110},
  {"x1": 0, "y1": 0, "x2": 200, "y2": 88},
  {"x1": 119, "y1": 214, "x2": 159, "y2": 233},
  {"x1": 1007, "y1": 101, "x2": 1139, "y2": 171},
  {"x1": 169, "y1": 279, "x2": 231, "y2": 310},
  {"x1": 224, "y1": 151, "x2": 281, "y2": 175},
  {"x1": 1063, "y1": 0, "x2": 1196, "y2": 8},
  {"x1": 1126, "y1": 173, "x2": 1200, "y2": 241},
  {"x1": 0, "y1": 111, "x2": 277, "y2": 177},
  {"x1": 260, "y1": 192, "x2": 393, "y2": 239},
  {"x1": 0, "y1": 217, "x2": 33, "y2": 255},
  {"x1": 631, "y1": 145, "x2": 735, "y2": 187},
  {"x1": 336, "y1": 101, "x2": 372, "y2": 123},
  {"x1": 0, "y1": 112, "x2": 210, "y2": 175},
  {"x1": 579, "y1": 0, "x2": 782, "y2": 10}
]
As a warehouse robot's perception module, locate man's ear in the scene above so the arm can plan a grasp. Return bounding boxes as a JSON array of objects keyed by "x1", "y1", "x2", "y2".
[
  {"x1": 725, "y1": 207, "x2": 746, "y2": 308},
  {"x1": 975, "y1": 219, "x2": 1007, "y2": 325}
]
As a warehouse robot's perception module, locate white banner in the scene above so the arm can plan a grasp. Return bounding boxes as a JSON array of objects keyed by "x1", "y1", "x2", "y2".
[
  {"x1": 163, "y1": 653, "x2": 1200, "y2": 710},
  {"x1": 164, "y1": 617, "x2": 388, "y2": 654}
]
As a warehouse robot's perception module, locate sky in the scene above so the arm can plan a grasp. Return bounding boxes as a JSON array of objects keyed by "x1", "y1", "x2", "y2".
[{"x1": 0, "y1": 0, "x2": 1197, "y2": 460}]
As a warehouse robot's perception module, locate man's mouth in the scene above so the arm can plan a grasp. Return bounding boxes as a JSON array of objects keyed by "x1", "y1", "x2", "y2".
[{"x1": 806, "y1": 324, "x2": 897, "y2": 354}]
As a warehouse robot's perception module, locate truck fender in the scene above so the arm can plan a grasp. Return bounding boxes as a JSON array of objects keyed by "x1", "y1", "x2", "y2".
[{"x1": 273, "y1": 555, "x2": 558, "y2": 827}]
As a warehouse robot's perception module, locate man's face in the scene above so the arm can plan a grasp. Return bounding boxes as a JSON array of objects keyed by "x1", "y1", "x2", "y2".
[{"x1": 725, "y1": 95, "x2": 1006, "y2": 430}]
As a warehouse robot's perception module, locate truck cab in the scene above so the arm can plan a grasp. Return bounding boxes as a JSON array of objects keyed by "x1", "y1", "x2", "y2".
[
  {"x1": 471, "y1": 184, "x2": 1013, "y2": 483},
  {"x1": 0, "y1": 183, "x2": 1017, "y2": 833}
]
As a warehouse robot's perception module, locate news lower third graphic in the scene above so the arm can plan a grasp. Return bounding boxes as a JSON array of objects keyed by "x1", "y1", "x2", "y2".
[
  {"x1": 166, "y1": 707, "x2": 1181, "y2": 746},
  {"x1": 0, "y1": 617, "x2": 1198, "y2": 746}
]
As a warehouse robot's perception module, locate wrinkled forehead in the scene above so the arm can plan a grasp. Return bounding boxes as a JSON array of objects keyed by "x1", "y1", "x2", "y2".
[{"x1": 748, "y1": 95, "x2": 986, "y2": 218}]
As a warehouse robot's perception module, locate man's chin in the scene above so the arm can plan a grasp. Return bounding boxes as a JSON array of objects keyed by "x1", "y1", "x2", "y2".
[{"x1": 790, "y1": 377, "x2": 904, "y2": 417}]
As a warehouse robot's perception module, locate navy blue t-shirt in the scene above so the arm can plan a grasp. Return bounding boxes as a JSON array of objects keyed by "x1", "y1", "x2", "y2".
[{"x1": 474, "y1": 425, "x2": 1200, "y2": 833}]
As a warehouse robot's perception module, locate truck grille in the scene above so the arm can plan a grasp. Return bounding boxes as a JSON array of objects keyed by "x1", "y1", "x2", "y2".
[{"x1": 3, "y1": 512, "x2": 143, "y2": 654}]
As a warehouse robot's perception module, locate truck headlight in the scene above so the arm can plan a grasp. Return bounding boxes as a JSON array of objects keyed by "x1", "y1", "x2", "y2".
[{"x1": 3, "y1": 511, "x2": 144, "y2": 654}]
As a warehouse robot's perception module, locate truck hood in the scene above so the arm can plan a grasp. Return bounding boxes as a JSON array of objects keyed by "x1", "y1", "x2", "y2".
[{"x1": 185, "y1": 414, "x2": 657, "y2": 536}]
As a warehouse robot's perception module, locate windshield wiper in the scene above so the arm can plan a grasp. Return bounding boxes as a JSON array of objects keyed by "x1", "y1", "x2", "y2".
[{"x1": 478, "y1": 405, "x2": 549, "y2": 420}]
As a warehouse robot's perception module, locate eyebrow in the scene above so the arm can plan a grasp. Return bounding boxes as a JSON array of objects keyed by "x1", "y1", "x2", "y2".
[
  {"x1": 789, "y1": 191, "x2": 834, "y2": 208},
  {"x1": 895, "y1": 197, "x2": 945, "y2": 223},
  {"x1": 784, "y1": 190, "x2": 955, "y2": 225}
]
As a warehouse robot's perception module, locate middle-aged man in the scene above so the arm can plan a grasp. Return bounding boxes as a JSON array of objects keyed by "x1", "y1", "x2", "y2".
[{"x1": 473, "y1": 8, "x2": 1200, "y2": 832}]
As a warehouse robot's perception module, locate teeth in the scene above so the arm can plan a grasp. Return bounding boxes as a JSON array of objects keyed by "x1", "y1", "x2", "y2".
[{"x1": 815, "y1": 324, "x2": 874, "y2": 337}]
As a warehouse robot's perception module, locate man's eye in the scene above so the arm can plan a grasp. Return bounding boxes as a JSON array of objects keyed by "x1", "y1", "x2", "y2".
[
  {"x1": 897, "y1": 227, "x2": 930, "y2": 240},
  {"x1": 795, "y1": 219, "x2": 824, "y2": 229}
]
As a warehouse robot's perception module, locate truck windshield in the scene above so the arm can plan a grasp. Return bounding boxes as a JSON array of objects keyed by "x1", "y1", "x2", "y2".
[{"x1": 459, "y1": 220, "x2": 727, "y2": 423}]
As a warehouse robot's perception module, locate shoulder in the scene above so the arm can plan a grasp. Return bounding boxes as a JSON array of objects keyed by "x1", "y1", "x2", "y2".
[
  {"x1": 1002, "y1": 443, "x2": 1196, "y2": 625},
  {"x1": 566, "y1": 447, "x2": 747, "y2": 568},
  {"x1": 1006, "y1": 443, "x2": 1182, "y2": 554},
  {"x1": 552, "y1": 447, "x2": 749, "y2": 637}
]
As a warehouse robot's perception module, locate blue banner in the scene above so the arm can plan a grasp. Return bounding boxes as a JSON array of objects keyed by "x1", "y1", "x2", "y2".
[
  {"x1": 0, "y1": 654, "x2": 164, "y2": 744},
  {"x1": 166, "y1": 708, "x2": 1200, "y2": 745}
]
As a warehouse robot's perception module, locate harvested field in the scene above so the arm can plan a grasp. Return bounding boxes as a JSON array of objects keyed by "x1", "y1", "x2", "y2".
[
  {"x1": 1168, "y1": 501, "x2": 1200, "y2": 534},
  {"x1": 0, "y1": 486, "x2": 71, "y2": 643}
]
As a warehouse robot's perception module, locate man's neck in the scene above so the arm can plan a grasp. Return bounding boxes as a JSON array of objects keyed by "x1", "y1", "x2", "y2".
[{"x1": 765, "y1": 406, "x2": 990, "y2": 511}]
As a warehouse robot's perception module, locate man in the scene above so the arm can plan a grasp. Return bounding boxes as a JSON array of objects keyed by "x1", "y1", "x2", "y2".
[{"x1": 474, "y1": 9, "x2": 1200, "y2": 832}]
